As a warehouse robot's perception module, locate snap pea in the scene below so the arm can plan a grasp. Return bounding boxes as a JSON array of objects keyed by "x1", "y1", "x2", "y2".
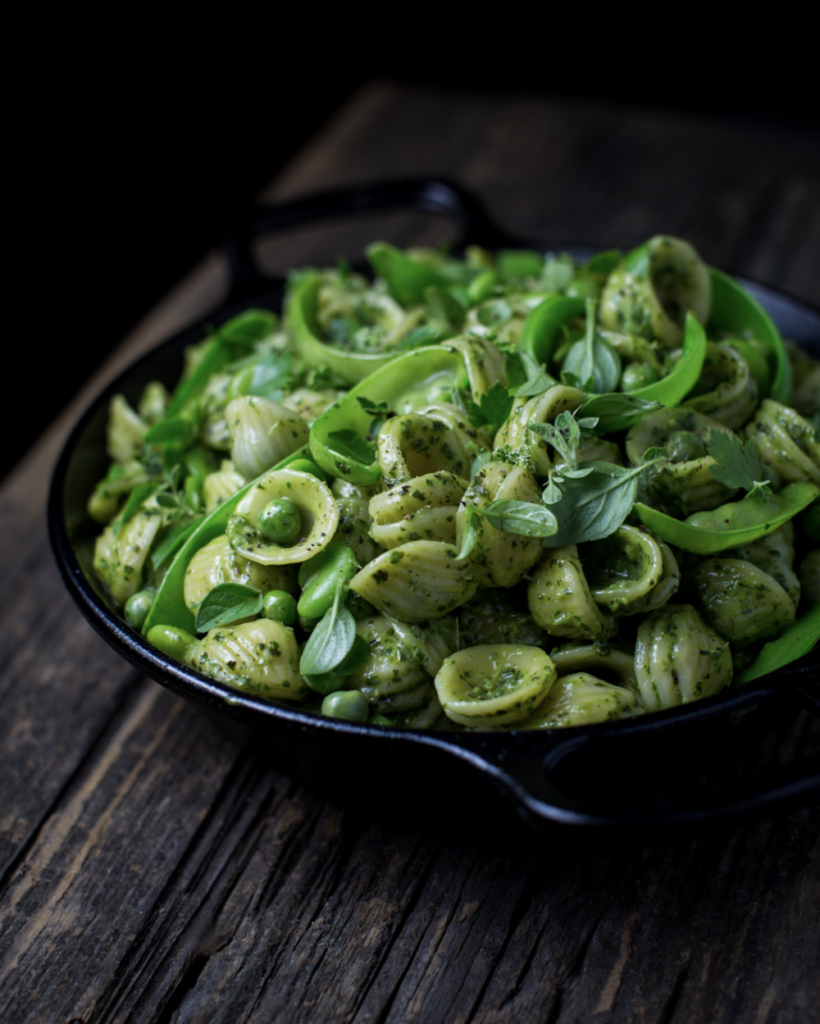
[
  {"x1": 633, "y1": 482, "x2": 819, "y2": 555},
  {"x1": 309, "y1": 346, "x2": 466, "y2": 484},
  {"x1": 286, "y1": 457, "x2": 330, "y2": 483},
  {"x1": 707, "y1": 268, "x2": 791, "y2": 404},
  {"x1": 519, "y1": 299, "x2": 707, "y2": 432},
  {"x1": 142, "y1": 445, "x2": 311, "y2": 635},
  {"x1": 736, "y1": 601, "x2": 820, "y2": 684},
  {"x1": 365, "y1": 242, "x2": 454, "y2": 307},
  {"x1": 297, "y1": 540, "x2": 359, "y2": 619},
  {"x1": 289, "y1": 274, "x2": 398, "y2": 385}
]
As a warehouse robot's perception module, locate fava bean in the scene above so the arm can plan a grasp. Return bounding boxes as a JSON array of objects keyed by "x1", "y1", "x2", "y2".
[
  {"x1": 145, "y1": 624, "x2": 198, "y2": 663},
  {"x1": 321, "y1": 689, "x2": 369, "y2": 722},
  {"x1": 297, "y1": 540, "x2": 359, "y2": 619}
]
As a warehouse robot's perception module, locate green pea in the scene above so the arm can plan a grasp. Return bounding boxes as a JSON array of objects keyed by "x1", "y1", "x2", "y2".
[
  {"x1": 261, "y1": 590, "x2": 297, "y2": 626},
  {"x1": 146, "y1": 624, "x2": 198, "y2": 663},
  {"x1": 287, "y1": 457, "x2": 330, "y2": 483},
  {"x1": 620, "y1": 363, "x2": 659, "y2": 392},
  {"x1": 297, "y1": 540, "x2": 359, "y2": 619},
  {"x1": 305, "y1": 670, "x2": 345, "y2": 696},
  {"x1": 666, "y1": 429, "x2": 707, "y2": 463},
  {"x1": 124, "y1": 589, "x2": 156, "y2": 630},
  {"x1": 257, "y1": 497, "x2": 302, "y2": 544},
  {"x1": 321, "y1": 690, "x2": 369, "y2": 723}
]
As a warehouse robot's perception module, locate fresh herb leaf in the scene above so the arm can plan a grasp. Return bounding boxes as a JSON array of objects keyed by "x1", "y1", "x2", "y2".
[
  {"x1": 529, "y1": 410, "x2": 585, "y2": 470},
  {"x1": 112, "y1": 482, "x2": 158, "y2": 536},
  {"x1": 542, "y1": 474, "x2": 564, "y2": 504},
  {"x1": 706, "y1": 429, "x2": 773, "y2": 498},
  {"x1": 357, "y1": 397, "x2": 390, "y2": 416},
  {"x1": 299, "y1": 586, "x2": 357, "y2": 675},
  {"x1": 480, "y1": 500, "x2": 558, "y2": 538},
  {"x1": 544, "y1": 458, "x2": 666, "y2": 547},
  {"x1": 195, "y1": 582, "x2": 263, "y2": 632},
  {"x1": 457, "y1": 505, "x2": 483, "y2": 560},
  {"x1": 249, "y1": 351, "x2": 293, "y2": 400},
  {"x1": 579, "y1": 393, "x2": 663, "y2": 433},
  {"x1": 326, "y1": 429, "x2": 376, "y2": 465},
  {"x1": 560, "y1": 298, "x2": 622, "y2": 394},
  {"x1": 467, "y1": 382, "x2": 515, "y2": 434}
]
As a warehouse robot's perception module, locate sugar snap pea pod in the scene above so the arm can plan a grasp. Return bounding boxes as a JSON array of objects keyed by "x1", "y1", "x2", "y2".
[
  {"x1": 228, "y1": 468, "x2": 338, "y2": 566},
  {"x1": 634, "y1": 604, "x2": 732, "y2": 711},
  {"x1": 188, "y1": 618, "x2": 307, "y2": 701},
  {"x1": 289, "y1": 274, "x2": 398, "y2": 385},
  {"x1": 182, "y1": 534, "x2": 296, "y2": 616},
  {"x1": 527, "y1": 546, "x2": 616, "y2": 641},
  {"x1": 456, "y1": 462, "x2": 545, "y2": 587},
  {"x1": 599, "y1": 236, "x2": 711, "y2": 347},
  {"x1": 683, "y1": 342, "x2": 758, "y2": 430},
  {"x1": 736, "y1": 600, "x2": 820, "y2": 684},
  {"x1": 518, "y1": 295, "x2": 585, "y2": 363},
  {"x1": 522, "y1": 673, "x2": 639, "y2": 729},
  {"x1": 707, "y1": 268, "x2": 791, "y2": 404},
  {"x1": 369, "y1": 471, "x2": 468, "y2": 549},
  {"x1": 142, "y1": 445, "x2": 310, "y2": 635},
  {"x1": 745, "y1": 400, "x2": 820, "y2": 486},
  {"x1": 579, "y1": 526, "x2": 665, "y2": 614},
  {"x1": 167, "y1": 309, "x2": 276, "y2": 419},
  {"x1": 297, "y1": 540, "x2": 359, "y2": 619},
  {"x1": 309, "y1": 346, "x2": 466, "y2": 485},
  {"x1": 434, "y1": 644, "x2": 557, "y2": 729},
  {"x1": 365, "y1": 242, "x2": 455, "y2": 307},
  {"x1": 690, "y1": 558, "x2": 796, "y2": 645},
  {"x1": 549, "y1": 642, "x2": 636, "y2": 687},
  {"x1": 349, "y1": 540, "x2": 478, "y2": 622},
  {"x1": 633, "y1": 482, "x2": 820, "y2": 555}
]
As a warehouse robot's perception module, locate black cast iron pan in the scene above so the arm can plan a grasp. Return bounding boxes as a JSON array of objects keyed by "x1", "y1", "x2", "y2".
[{"x1": 49, "y1": 178, "x2": 820, "y2": 831}]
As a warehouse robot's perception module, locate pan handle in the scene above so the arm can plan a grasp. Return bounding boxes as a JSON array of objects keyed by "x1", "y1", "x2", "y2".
[
  {"x1": 222, "y1": 177, "x2": 518, "y2": 303},
  {"x1": 491, "y1": 682, "x2": 820, "y2": 830}
]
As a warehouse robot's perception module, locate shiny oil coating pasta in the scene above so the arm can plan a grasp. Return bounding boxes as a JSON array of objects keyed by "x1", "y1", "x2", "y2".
[{"x1": 88, "y1": 238, "x2": 820, "y2": 729}]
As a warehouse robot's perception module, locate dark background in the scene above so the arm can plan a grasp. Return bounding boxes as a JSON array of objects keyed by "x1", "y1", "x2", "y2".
[{"x1": 14, "y1": 7, "x2": 818, "y2": 484}]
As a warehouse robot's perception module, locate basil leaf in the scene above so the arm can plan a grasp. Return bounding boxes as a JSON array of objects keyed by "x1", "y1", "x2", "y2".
[
  {"x1": 544, "y1": 459, "x2": 664, "y2": 547},
  {"x1": 579, "y1": 393, "x2": 663, "y2": 433},
  {"x1": 457, "y1": 505, "x2": 482, "y2": 560},
  {"x1": 195, "y1": 582, "x2": 263, "y2": 632},
  {"x1": 299, "y1": 586, "x2": 357, "y2": 675},
  {"x1": 112, "y1": 482, "x2": 159, "y2": 536},
  {"x1": 480, "y1": 500, "x2": 558, "y2": 538},
  {"x1": 326, "y1": 429, "x2": 376, "y2": 465}
]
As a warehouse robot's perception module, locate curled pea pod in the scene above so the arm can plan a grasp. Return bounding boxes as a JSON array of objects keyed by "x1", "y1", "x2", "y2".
[
  {"x1": 633, "y1": 481, "x2": 820, "y2": 555},
  {"x1": 519, "y1": 298, "x2": 708, "y2": 432},
  {"x1": 707, "y1": 268, "x2": 791, "y2": 404},
  {"x1": 309, "y1": 345, "x2": 466, "y2": 485},
  {"x1": 365, "y1": 242, "x2": 456, "y2": 307},
  {"x1": 289, "y1": 275, "x2": 399, "y2": 385},
  {"x1": 297, "y1": 540, "x2": 359, "y2": 619},
  {"x1": 736, "y1": 601, "x2": 820, "y2": 685},
  {"x1": 142, "y1": 445, "x2": 311, "y2": 635}
]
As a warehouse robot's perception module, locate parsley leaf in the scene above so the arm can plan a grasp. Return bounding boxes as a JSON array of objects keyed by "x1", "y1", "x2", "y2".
[
  {"x1": 467, "y1": 382, "x2": 515, "y2": 434},
  {"x1": 706, "y1": 429, "x2": 773, "y2": 498}
]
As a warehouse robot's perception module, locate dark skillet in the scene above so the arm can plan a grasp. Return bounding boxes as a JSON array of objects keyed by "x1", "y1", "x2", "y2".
[{"x1": 48, "y1": 179, "x2": 820, "y2": 831}]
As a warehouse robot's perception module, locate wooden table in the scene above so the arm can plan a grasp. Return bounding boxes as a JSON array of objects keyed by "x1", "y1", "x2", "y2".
[{"x1": 2, "y1": 84, "x2": 819, "y2": 1023}]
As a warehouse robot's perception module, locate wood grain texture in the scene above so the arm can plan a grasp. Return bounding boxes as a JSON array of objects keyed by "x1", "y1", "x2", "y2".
[{"x1": 1, "y1": 83, "x2": 818, "y2": 1023}]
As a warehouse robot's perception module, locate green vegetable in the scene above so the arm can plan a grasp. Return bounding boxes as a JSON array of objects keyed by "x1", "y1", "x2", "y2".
[
  {"x1": 145, "y1": 624, "x2": 198, "y2": 663},
  {"x1": 578, "y1": 393, "x2": 663, "y2": 433},
  {"x1": 124, "y1": 589, "x2": 156, "y2": 630},
  {"x1": 706, "y1": 428, "x2": 773, "y2": 498},
  {"x1": 261, "y1": 590, "x2": 298, "y2": 626},
  {"x1": 736, "y1": 602, "x2": 820, "y2": 684},
  {"x1": 300, "y1": 585, "x2": 357, "y2": 677},
  {"x1": 194, "y1": 582, "x2": 264, "y2": 632},
  {"x1": 561, "y1": 299, "x2": 622, "y2": 393},
  {"x1": 112, "y1": 482, "x2": 159, "y2": 537},
  {"x1": 467, "y1": 382, "x2": 515, "y2": 434},
  {"x1": 257, "y1": 497, "x2": 302, "y2": 544},
  {"x1": 633, "y1": 482, "x2": 820, "y2": 555},
  {"x1": 297, "y1": 540, "x2": 359, "y2": 619},
  {"x1": 320, "y1": 689, "x2": 370, "y2": 723}
]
